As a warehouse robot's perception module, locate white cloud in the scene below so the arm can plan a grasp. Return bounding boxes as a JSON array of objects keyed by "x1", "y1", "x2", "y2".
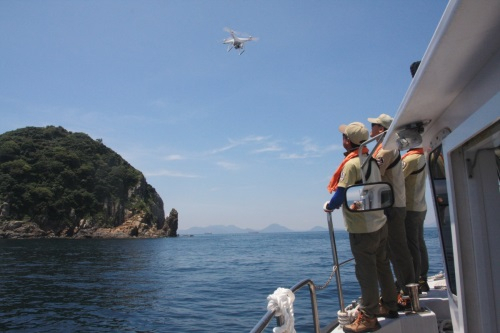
[
  {"x1": 216, "y1": 161, "x2": 240, "y2": 170},
  {"x1": 164, "y1": 154, "x2": 185, "y2": 161},
  {"x1": 299, "y1": 137, "x2": 319, "y2": 153},
  {"x1": 279, "y1": 153, "x2": 310, "y2": 159},
  {"x1": 253, "y1": 145, "x2": 282, "y2": 153},
  {"x1": 144, "y1": 169, "x2": 200, "y2": 178},
  {"x1": 241, "y1": 135, "x2": 270, "y2": 143},
  {"x1": 324, "y1": 144, "x2": 344, "y2": 152},
  {"x1": 208, "y1": 135, "x2": 271, "y2": 155},
  {"x1": 277, "y1": 137, "x2": 327, "y2": 159},
  {"x1": 209, "y1": 142, "x2": 240, "y2": 154}
]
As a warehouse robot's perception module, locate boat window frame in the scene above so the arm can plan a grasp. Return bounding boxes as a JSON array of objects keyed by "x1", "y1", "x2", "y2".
[{"x1": 429, "y1": 145, "x2": 457, "y2": 295}]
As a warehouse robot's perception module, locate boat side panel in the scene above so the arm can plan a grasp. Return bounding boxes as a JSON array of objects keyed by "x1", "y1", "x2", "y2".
[{"x1": 443, "y1": 99, "x2": 500, "y2": 333}]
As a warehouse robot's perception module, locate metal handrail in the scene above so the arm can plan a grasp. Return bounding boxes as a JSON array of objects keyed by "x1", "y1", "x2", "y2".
[
  {"x1": 249, "y1": 258, "x2": 355, "y2": 333},
  {"x1": 326, "y1": 211, "x2": 345, "y2": 312}
]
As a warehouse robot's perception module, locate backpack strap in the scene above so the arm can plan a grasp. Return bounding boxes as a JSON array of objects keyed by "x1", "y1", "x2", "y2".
[
  {"x1": 411, "y1": 163, "x2": 426, "y2": 175},
  {"x1": 356, "y1": 157, "x2": 377, "y2": 184},
  {"x1": 386, "y1": 153, "x2": 401, "y2": 170}
]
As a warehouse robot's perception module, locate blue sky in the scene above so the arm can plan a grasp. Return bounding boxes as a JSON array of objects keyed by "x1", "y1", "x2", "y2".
[{"x1": 0, "y1": 1, "x2": 448, "y2": 231}]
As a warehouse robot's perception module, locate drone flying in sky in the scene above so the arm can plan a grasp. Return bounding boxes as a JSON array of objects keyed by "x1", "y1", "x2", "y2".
[{"x1": 222, "y1": 28, "x2": 258, "y2": 55}]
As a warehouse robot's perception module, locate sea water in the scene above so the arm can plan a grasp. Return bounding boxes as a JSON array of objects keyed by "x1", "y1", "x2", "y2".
[{"x1": 0, "y1": 228, "x2": 443, "y2": 332}]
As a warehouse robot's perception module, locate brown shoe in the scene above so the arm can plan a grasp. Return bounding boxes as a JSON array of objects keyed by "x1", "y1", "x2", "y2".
[
  {"x1": 377, "y1": 303, "x2": 399, "y2": 318},
  {"x1": 343, "y1": 312, "x2": 381, "y2": 332}
]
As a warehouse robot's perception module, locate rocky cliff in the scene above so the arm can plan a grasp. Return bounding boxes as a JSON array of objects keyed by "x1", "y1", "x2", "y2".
[{"x1": 0, "y1": 126, "x2": 178, "y2": 239}]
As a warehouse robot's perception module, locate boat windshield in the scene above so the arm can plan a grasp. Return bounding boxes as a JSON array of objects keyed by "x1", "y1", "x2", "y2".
[{"x1": 429, "y1": 145, "x2": 457, "y2": 295}]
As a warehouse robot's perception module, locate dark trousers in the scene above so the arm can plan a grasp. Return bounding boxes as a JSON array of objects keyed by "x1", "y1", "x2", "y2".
[
  {"x1": 405, "y1": 210, "x2": 429, "y2": 280},
  {"x1": 349, "y1": 223, "x2": 398, "y2": 317},
  {"x1": 385, "y1": 206, "x2": 416, "y2": 293}
]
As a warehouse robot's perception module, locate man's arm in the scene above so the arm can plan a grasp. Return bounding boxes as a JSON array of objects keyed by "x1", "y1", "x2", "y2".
[{"x1": 325, "y1": 187, "x2": 346, "y2": 210}]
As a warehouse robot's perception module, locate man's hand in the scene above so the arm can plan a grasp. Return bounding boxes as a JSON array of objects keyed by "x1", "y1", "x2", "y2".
[{"x1": 323, "y1": 201, "x2": 333, "y2": 212}]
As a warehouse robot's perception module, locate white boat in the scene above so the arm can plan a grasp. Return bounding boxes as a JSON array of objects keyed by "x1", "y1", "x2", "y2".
[{"x1": 251, "y1": 0, "x2": 500, "y2": 331}]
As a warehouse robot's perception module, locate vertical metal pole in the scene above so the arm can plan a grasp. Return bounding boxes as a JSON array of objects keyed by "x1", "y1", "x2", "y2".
[{"x1": 326, "y1": 212, "x2": 346, "y2": 312}]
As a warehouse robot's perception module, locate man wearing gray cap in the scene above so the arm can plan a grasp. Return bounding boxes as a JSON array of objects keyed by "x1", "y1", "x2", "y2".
[
  {"x1": 325, "y1": 122, "x2": 398, "y2": 332},
  {"x1": 368, "y1": 114, "x2": 415, "y2": 308}
]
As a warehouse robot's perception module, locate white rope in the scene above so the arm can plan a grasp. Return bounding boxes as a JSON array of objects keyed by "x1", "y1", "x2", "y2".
[
  {"x1": 267, "y1": 288, "x2": 296, "y2": 333},
  {"x1": 337, "y1": 303, "x2": 359, "y2": 327}
]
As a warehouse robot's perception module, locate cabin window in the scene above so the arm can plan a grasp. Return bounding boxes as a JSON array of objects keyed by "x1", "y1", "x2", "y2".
[{"x1": 429, "y1": 145, "x2": 457, "y2": 295}]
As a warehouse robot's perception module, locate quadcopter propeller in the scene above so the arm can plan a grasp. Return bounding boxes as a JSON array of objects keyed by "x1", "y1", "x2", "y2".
[
  {"x1": 224, "y1": 27, "x2": 255, "y2": 39},
  {"x1": 224, "y1": 27, "x2": 237, "y2": 34}
]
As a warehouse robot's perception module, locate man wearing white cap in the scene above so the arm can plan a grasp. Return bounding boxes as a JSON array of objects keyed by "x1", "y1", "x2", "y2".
[
  {"x1": 368, "y1": 114, "x2": 415, "y2": 308},
  {"x1": 324, "y1": 122, "x2": 398, "y2": 332}
]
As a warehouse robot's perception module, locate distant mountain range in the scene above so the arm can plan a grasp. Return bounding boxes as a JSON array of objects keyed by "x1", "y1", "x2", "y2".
[{"x1": 178, "y1": 223, "x2": 328, "y2": 235}]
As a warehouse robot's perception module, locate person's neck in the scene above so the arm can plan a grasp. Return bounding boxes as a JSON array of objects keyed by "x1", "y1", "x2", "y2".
[{"x1": 344, "y1": 146, "x2": 359, "y2": 156}]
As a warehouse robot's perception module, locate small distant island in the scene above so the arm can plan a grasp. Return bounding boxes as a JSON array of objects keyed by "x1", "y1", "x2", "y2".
[
  {"x1": 0, "y1": 126, "x2": 178, "y2": 239},
  {"x1": 178, "y1": 223, "x2": 328, "y2": 235}
]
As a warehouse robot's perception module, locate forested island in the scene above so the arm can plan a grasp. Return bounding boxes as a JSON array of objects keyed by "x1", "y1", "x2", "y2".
[{"x1": 0, "y1": 126, "x2": 177, "y2": 239}]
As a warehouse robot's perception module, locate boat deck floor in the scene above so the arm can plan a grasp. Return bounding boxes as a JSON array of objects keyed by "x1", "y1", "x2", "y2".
[{"x1": 329, "y1": 275, "x2": 452, "y2": 333}]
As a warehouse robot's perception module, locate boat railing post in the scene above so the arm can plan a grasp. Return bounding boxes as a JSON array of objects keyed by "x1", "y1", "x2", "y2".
[
  {"x1": 326, "y1": 211, "x2": 346, "y2": 312},
  {"x1": 406, "y1": 283, "x2": 422, "y2": 312},
  {"x1": 276, "y1": 315, "x2": 285, "y2": 328}
]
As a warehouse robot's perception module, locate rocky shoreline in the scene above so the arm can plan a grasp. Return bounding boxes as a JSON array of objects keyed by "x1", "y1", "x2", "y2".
[{"x1": 0, "y1": 209, "x2": 179, "y2": 239}]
